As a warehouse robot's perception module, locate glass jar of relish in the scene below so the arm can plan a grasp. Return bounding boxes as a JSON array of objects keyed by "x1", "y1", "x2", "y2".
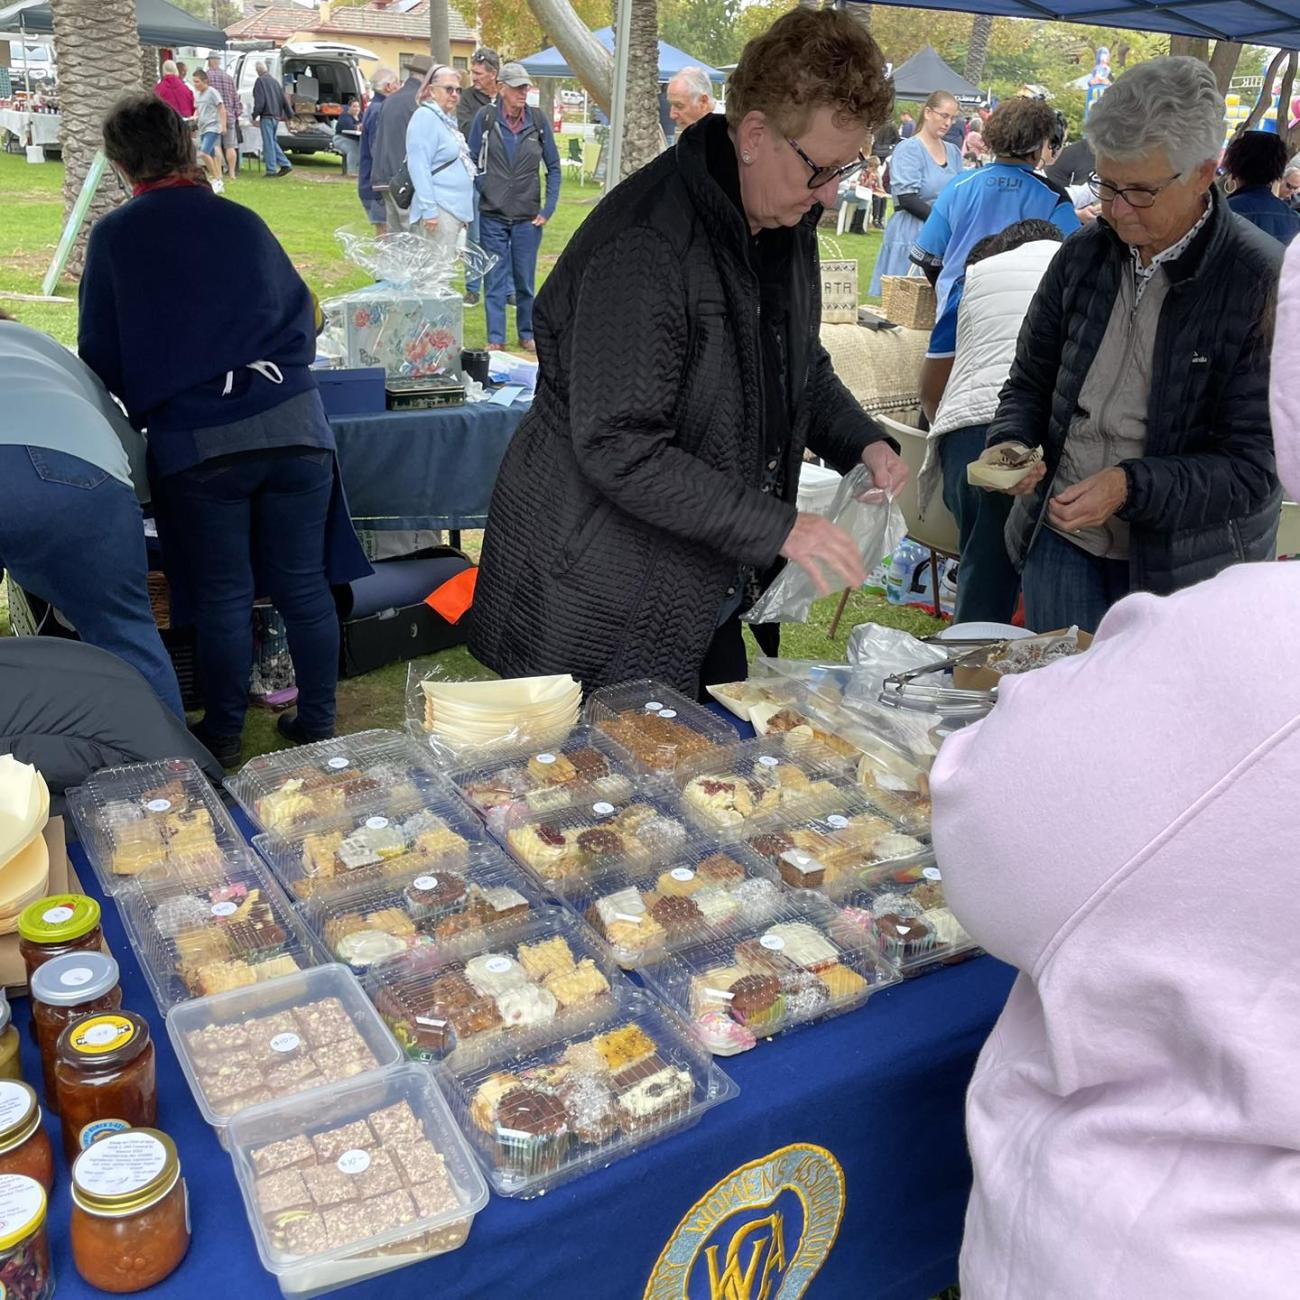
[
  {"x1": 71, "y1": 1129, "x2": 190, "y2": 1293},
  {"x1": 0, "y1": 1083, "x2": 53, "y2": 1194},
  {"x1": 32, "y1": 951, "x2": 122, "y2": 1117},
  {"x1": 54, "y1": 1011, "x2": 156, "y2": 1166},
  {"x1": 18, "y1": 894, "x2": 103, "y2": 987},
  {"x1": 0, "y1": 1174, "x2": 53, "y2": 1300}
]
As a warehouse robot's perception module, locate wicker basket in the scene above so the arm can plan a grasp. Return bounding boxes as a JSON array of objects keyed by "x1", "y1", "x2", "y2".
[{"x1": 880, "y1": 276, "x2": 937, "y2": 330}]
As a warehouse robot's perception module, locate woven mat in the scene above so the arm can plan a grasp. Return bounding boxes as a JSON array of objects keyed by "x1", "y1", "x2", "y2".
[{"x1": 818, "y1": 321, "x2": 930, "y2": 415}]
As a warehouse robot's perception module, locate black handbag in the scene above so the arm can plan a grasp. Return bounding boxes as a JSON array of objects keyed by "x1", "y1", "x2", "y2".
[{"x1": 390, "y1": 152, "x2": 457, "y2": 211}]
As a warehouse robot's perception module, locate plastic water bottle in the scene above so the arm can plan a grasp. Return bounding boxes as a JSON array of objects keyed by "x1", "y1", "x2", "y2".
[{"x1": 885, "y1": 538, "x2": 930, "y2": 605}]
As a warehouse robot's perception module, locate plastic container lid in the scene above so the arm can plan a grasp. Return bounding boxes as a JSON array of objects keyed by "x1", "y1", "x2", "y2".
[
  {"x1": 0, "y1": 1174, "x2": 47, "y2": 1251},
  {"x1": 31, "y1": 951, "x2": 119, "y2": 1006},
  {"x1": 583, "y1": 679, "x2": 739, "y2": 777},
  {"x1": 18, "y1": 893, "x2": 101, "y2": 944},
  {"x1": 71, "y1": 1129, "x2": 180, "y2": 1217}
]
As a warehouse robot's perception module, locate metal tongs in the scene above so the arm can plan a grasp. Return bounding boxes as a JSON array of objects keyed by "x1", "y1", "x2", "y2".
[{"x1": 877, "y1": 644, "x2": 998, "y2": 718}]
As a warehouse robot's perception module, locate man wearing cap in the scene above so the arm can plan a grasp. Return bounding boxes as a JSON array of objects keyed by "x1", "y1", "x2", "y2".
[
  {"x1": 205, "y1": 55, "x2": 241, "y2": 180},
  {"x1": 467, "y1": 62, "x2": 562, "y2": 353},
  {"x1": 459, "y1": 48, "x2": 500, "y2": 305},
  {"x1": 371, "y1": 53, "x2": 433, "y2": 232}
]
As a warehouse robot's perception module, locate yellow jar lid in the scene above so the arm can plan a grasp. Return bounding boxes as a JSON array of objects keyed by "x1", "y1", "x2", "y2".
[
  {"x1": 72, "y1": 1130, "x2": 180, "y2": 1218},
  {"x1": 18, "y1": 894, "x2": 101, "y2": 945},
  {"x1": 0, "y1": 1174, "x2": 47, "y2": 1251}
]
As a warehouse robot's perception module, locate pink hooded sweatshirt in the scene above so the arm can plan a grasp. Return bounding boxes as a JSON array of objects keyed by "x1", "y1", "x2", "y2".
[{"x1": 932, "y1": 236, "x2": 1300, "y2": 1299}]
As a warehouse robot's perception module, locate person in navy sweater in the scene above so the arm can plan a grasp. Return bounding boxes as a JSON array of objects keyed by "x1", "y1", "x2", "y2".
[
  {"x1": 80, "y1": 93, "x2": 369, "y2": 768},
  {"x1": 1223, "y1": 129, "x2": 1300, "y2": 246}
]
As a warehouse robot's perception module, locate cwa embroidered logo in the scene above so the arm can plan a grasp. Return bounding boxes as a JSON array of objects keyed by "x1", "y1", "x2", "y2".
[{"x1": 642, "y1": 1144, "x2": 845, "y2": 1300}]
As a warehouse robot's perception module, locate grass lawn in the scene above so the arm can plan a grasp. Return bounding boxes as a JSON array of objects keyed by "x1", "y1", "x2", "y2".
[{"x1": 0, "y1": 146, "x2": 941, "y2": 764}]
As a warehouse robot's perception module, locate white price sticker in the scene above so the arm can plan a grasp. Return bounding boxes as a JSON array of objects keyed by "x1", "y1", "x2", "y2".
[
  {"x1": 760, "y1": 935, "x2": 786, "y2": 952},
  {"x1": 657, "y1": 709, "x2": 678, "y2": 720},
  {"x1": 364, "y1": 816, "x2": 389, "y2": 831},
  {"x1": 826, "y1": 815, "x2": 849, "y2": 830},
  {"x1": 270, "y1": 1033, "x2": 301, "y2": 1054},
  {"x1": 413, "y1": 875, "x2": 438, "y2": 891},
  {"x1": 922, "y1": 866, "x2": 942, "y2": 881},
  {"x1": 644, "y1": 701, "x2": 664, "y2": 712},
  {"x1": 336, "y1": 1149, "x2": 372, "y2": 1176},
  {"x1": 535, "y1": 753, "x2": 557, "y2": 765},
  {"x1": 60, "y1": 966, "x2": 96, "y2": 988},
  {"x1": 592, "y1": 802, "x2": 615, "y2": 816},
  {"x1": 42, "y1": 905, "x2": 75, "y2": 926},
  {"x1": 669, "y1": 867, "x2": 695, "y2": 882},
  {"x1": 757, "y1": 755, "x2": 780, "y2": 768},
  {"x1": 484, "y1": 956, "x2": 512, "y2": 975},
  {"x1": 82, "y1": 1023, "x2": 123, "y2": 1047},
  {"x1": 144, "y1": 799, "x2": 172, "y2": 814},
  {"x1": 326, "y1": 757, "x2": 350, "y2": 770},
  {"x1": 210, "y1": 901, "x2": 238, "y2": 918}
]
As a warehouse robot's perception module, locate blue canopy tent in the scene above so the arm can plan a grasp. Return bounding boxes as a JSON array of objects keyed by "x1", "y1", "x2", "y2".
[
  {"x1": 842, "y1": 0, "x2": 1300, "y2": 46},
  {"x1": 0, "y1": 0, "x2": 227, "y2": 47},
  {"x1": 520, "y1": 27, "x2": 723, "y2": 83}
]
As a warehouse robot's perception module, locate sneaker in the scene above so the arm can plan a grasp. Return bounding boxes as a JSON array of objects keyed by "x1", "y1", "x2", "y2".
[
  {"x1": 277, "y1": 712, "x2": 334, "y2": 746},
  {"x1": 212, "y1": 179, "x2": 225, "y2": 195},
  {"x1": 188, "y1": 719, "x2": 242, "y2": 769},
  {"x1": 463, "y1": 290, "x2": 480, "y2": 306}
]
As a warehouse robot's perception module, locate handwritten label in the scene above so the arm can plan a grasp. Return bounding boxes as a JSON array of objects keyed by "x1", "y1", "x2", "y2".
[
  {"x1": 535, "y1": 753, "x2": 557, "y2": 765},
  {"x1": 484, "y1": 956, "x2": 512, "y2": 975},
  {"x1": 757, "y1": 755, "x2": 779, "y2": 768},
  {"x1": 413, "y1": 875, "x2": 438, "y2": 891},
  {"x1": 210, "y1": 901, "x2": 238, "y2": 918},
  {"x1": 337, "y1": 1149, "x2": 372, "y2": 1176},
  {"x1": 270, "y1": 1033, "x2": 301, "y2": 1054}
]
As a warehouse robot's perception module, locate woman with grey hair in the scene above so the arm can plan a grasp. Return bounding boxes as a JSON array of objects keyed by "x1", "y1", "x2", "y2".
[{"x1": 983, "y1": 55, "x2": 1283, "y2": 632}]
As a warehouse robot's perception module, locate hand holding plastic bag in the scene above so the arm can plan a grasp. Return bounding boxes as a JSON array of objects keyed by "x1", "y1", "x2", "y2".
[{"x1": 744, "y1": 465, "x2": 907, "y2": 625}]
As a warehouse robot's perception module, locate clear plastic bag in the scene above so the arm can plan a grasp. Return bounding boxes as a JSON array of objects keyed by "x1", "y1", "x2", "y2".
[{"x1": 743, "y1": 466, "x2": 906, "y2": 625}]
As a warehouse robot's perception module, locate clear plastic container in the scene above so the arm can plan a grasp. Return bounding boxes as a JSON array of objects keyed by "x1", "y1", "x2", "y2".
[
  {"x1": 639, "y1": 892, "x2": 900, "y2": 1056},
  {"x1": 673, "y1": 735, "x2": 855, "y2": 839},
  {"x1": 299, "y1": 847, "x2": 547, "y2": 975},
  {"x1": 738, "y1": 799, "x2": 930, "y2": 895},
  {"x1": 584, "y1": 679, "x2": 738, "y2": 778},
  {"x1": 559, "y1": 840, "x2": 787, "y2": 970},
  {"x1": 65, "y1": 759, "x2": 245, "y2": 897},
  {"x1": 446, "y1": 727, "x2": 640, "y2": 833},
  {"x1": 364, "y1": 907, "x2": 624, "y2": 1067},
  {"x1": 833, "y1": 859, "x2": 980, "y2": 976},
  {"x1": 438, "y1": 989, "x2": 738, "y2": 1199},
  {"x1": 498, "y1": 792, "x2": 694, "y2": 888},
  {"x1": 227, "y1": 1064, "x2": 489, "y2": 1299},
  {"x1": 116, "y1": 851, "x2": 326, "y2": 1011},
  {"x1": 741, "y1": 682, "x2": 869, "y2": 762},
  {"x1": 165, "y1": 964, "x2": 404, "y2": 1140},
  {"x1": 225, "y1": 730, "x2": 445, "y2": 836},
  {"x1": 252, "y1": 792, "x2": 483, "y2": 903}
]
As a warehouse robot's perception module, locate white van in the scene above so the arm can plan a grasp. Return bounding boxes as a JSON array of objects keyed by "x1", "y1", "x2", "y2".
[{"x1": 234, "y1": 40, "x2": 375, "y2": 156}]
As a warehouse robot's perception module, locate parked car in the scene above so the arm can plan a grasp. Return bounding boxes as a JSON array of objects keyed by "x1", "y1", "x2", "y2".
[
  {"x1": 10, "y1": 42, "x2": 56, "y2": 92},
  {"x1": 234, "y1": 40, "x2": 374, "y2": 157}
]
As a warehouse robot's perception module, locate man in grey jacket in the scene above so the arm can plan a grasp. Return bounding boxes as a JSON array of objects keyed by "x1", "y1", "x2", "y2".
[{"x1": 370, "y1": 53, "x2": 432, "y2": 230}]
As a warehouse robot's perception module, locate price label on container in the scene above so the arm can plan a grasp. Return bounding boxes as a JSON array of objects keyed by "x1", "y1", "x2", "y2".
[
  {"x1": 644, "y1": 701, "x2": 664, "y2": 712},
  {"x1": 144, "y1": 799, "x2": 172, "y2": 814},
  {"x1": 326, "y1": 757, "x2": 351, "y2": 771},
  {"x1": 592, "y1": 802, "x2": 615, "y2": 817},
  {"x1": 484, "y1": 957, "x2": 513, "y2": 975},
  {"x1": 826, "y1": 815, "x2": 849, "y2": 830},
  {"x1": 42, "y1": 905, "x2": 74, "y2": 926},
  {"x1": 337, "y1": 1149, "x2": 372, "y2": 1176},
  {"x1": 210, "y1": 901, "x2": 238, "y2": 918},
  {"x1": 657, "y1": 709, "x2": 678, "y2": 720},
  {"x1": 60, "y1": 966, "x2": 96, "y2": 988},
  {"x1": 922, "y1": 866, "x2": 942, "y2": 881},
  {"x1": 757, "y1": 755, "x2": 780, "y2": 768},
  {"x1": 365, "y1": 817, "x2": 389, "y2": 831},
  {"x1": 270, "y1": 1033, "x2": 301, "y2": 1054},
  {"x1": 670, "y1": 867, "x2": 695, "y2": 883},
  {"x1": 535, "y1": 753, "x2": 557, "y2": 765},
  {"x1": 760, "y1": 935, "x2": 785, "y2": 952},
  {"x1": 413, "y1": 876, "x2": 438, "y2": 891}
]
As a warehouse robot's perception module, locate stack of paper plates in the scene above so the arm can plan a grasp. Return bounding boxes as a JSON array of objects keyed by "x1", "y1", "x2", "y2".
[
  {"x1": 419, "y1": 674, "x2": 581, "y2": 751},
  {"x1": 0, "y1": 756, "x2": 51, "y2": 933}
]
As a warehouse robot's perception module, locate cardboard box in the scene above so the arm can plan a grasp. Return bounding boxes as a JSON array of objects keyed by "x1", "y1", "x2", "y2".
[{"x1": 953, "y1": 629, "x2": 1094, "y2": 693}]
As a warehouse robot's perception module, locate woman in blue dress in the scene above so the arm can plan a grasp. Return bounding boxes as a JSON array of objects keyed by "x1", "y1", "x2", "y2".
[{"x1": 870, "y1": 91, "x2": 963, "y2": 296}]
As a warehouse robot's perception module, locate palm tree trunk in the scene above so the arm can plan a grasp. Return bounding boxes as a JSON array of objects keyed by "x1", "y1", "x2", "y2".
[
  {"x1": 965, "y1": 14, "x2": 993, "y2": 85},
  {"x1": 619, "y1": 0, "x2": 662, "y2": 177},
  {"x1": 140, "y1": 46, "x2": 158, "y2": 91},
  {"x1": 428, "y1": 0, "x2": 450, "y2": 64},
  {"x1": 50, "y1": 0, "x2": 139, "y2": 277}
]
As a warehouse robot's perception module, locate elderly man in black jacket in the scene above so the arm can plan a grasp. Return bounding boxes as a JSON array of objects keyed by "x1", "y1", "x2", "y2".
[
  {"x1": 369, "y1": 54, "x2": 432, "y2": 231},
  {"x1": 990, "y1": 56, "x2": 1282, "y2": 633}
]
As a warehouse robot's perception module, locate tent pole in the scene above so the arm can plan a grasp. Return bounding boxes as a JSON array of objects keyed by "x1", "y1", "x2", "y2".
[{"x1": 606, "y1": 0, "x2": 632, "y2": 192}]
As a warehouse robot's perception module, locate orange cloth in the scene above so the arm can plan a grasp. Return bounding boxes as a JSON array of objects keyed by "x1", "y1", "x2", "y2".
[{"x1": 425, "y1": 566, "x2": 477, "y2": 623}]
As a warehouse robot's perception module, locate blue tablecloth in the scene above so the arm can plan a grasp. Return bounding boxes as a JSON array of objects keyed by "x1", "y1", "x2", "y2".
[
  {"x1": 331, "y1": 403, "x2": 526, "y2": 533},
  {"x1": 41, "y1": 704, "x2": 1014, "y2": 1298}
]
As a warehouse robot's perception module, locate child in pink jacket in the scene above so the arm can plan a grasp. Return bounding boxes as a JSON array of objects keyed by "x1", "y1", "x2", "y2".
[{"x1": 931, "y1": 237, "x2": 1300, "y2": 1299}]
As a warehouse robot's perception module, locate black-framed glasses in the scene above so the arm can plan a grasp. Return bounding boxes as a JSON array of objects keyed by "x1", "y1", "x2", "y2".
[
  {"x1": 1088, "y1": 171, "x2": 1182, "y2": 209},
  {"x1": 787, "y1": 138, "x2": 868, "y2": 190}
]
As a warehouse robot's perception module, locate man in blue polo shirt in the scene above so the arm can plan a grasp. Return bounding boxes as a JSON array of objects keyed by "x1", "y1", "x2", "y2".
[{"x1": 911, "y1": 97, "x2": 1079, "y2": 318}]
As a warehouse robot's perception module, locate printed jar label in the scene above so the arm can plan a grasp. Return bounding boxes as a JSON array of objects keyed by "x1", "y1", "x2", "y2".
[
  {"x1": 71, "y1": 1015, "x2": 135, "y2": 1056},
  {"x1": 365, "y1": 817, "x2": 389, "y2": 831},
  {"x1": 269, "y1": 1033, "x2": 302, "y2": 1054},
  {"x1": 326, "y1": 757, "x2": 350, "y2": 770},
  {"x1": 144, "y1": 799, "x2": 172, "y2": 814},
  {"x1": 760, "y1": 935, "x2": 785, "y2": 952},
  {"x1": 413, "y1": 876, "x2": 438, "y2": 891},
  {"x1": 757, "y1": 756, "x2": 780, "y2": 768},
  {"x1": 73, "y1": 1130, "x2": 166, "y2": 1194},
  {"x1": 79, "y1": 1118, "x2": 129, "y2": 1151},
  {"x1": 535, "y1": 753, "x2": 557, "y2": 765},
  {"x1": 336, "y1": 1149, "x2": 371, "y2": 1176},
  {"x1": 592, "y1": 802, "x2": 615, "y2": 817},
  {"x1": 670, "y1": 868, "x2": 695, "y2": 882},
  {"x1": 42, "y1": 905, "x2": 75, "y2": 926},
  {"x1": 210, "y1": 901, "x2": 238, "y2": 918},
  {"x1": 59, "y1": 966, "x2": 96, "y2": 988},
  {"x1": 0, "y1": 1174, "x2": 46, "y2": 1240},
  {"x1": 922, "y1": 866, "x2": 942, "y2": 881},
  {"x1": 0, "y1": 1083, "x2": 32, "y2": 1131}
]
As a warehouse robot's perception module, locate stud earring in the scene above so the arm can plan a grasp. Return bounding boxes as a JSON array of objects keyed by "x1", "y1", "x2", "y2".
[{"x1": 742, "y1": 152, "x2": 752, "y2": 163}]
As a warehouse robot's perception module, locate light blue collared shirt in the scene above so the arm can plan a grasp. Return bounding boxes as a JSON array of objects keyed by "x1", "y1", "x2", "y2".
[{"x1": 405, "y1": 101, "x2": 474, "y2": 225}]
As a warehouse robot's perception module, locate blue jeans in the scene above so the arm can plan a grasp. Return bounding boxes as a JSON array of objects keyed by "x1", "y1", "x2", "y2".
[
  {"x1": 161, "y1": 448, "x2": 338, "y2": 737},
  {"x1": 465, "y1": 188, "x2": 482, "y2": 294},
  {"x1": 259, "y1": 117, "x2": 291, "y2": 174},
  {"x1": 480, "y1": 213, "x2": 542, "y2": 344},
  {"x1": 0, "y1": 446, "x2": 183, "y2": 716},
  {"x1": 939, "y1": 424, "x2": 1020, "y2": 625},
  {"x1": 1021, "y1": 525, "x2": 1131, "y2": 634}
]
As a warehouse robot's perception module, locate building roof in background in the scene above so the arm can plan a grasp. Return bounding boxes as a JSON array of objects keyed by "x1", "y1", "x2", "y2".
[
  {"x1": 227, "y1": 1, "x2": 476, "y2": 44},
  {"x1": 226, "y1": 5, "x2": 308, "y2": 39}
]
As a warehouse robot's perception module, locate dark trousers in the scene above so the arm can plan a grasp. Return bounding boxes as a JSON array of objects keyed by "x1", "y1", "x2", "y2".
[
  {"x1": 939, "y1": 424, "x2": 1020, "y2": 625},
  {"x1": 1021, "y1": 525, "x2": 1131, "y2": 634},
  {"x1": 162, "y1": 448, "x2": 339, "y2": 737},
  {"x1": 872, "y1": 195, "x2": 887, "y2": 225},
  {"x1": 480, "y1": 214, "x2": 542, "y2": 344},
  {"x1": 698, "y1": 616, "x2": 780, "y2": 702},
  {"x1": 0, "y1": 445, "x2": 183, "y2": 716}
]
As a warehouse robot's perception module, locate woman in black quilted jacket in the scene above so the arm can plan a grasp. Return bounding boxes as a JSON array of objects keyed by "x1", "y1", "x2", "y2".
[{"x1": 470, "y1": 8, "x2": 907, "y2": 698}]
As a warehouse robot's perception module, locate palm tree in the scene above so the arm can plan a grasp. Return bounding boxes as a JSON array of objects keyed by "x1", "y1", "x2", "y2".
[
  {"x1": 50, "y1": 0, "x2": 140, "y2": 274},
  {"x1": 620, "y1": 0, "x2": 663, "y2": 176},
  {"x1": 965, "y1": 13, "x2": 993, "y2": 85}
]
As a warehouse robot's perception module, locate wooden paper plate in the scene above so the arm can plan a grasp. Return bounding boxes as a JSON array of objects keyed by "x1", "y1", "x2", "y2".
[{"x1": 0, "y1": 833, "x2": 51, "y2": 928}]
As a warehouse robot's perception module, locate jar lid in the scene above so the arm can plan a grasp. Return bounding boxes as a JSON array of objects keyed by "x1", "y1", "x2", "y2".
[
  {"x1": 18, "y1": 894, "x2": 101, "y2": 945},
  {"x1": 32, "y1": 952, "x2": 119, "y2": 1007},
  {"x1": 71, "y1": 1129, "x2": 180, "y2": 1218},
  {"x1": 56, "y1": 1010, "x2": 150, "y2": 1072},
  {"x1": 0, "y1": 1174, "x2": 46, "y2": 1251},
  {"x1": 0, "y1": 1082, "x2": 39, "y2": 1154}
]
